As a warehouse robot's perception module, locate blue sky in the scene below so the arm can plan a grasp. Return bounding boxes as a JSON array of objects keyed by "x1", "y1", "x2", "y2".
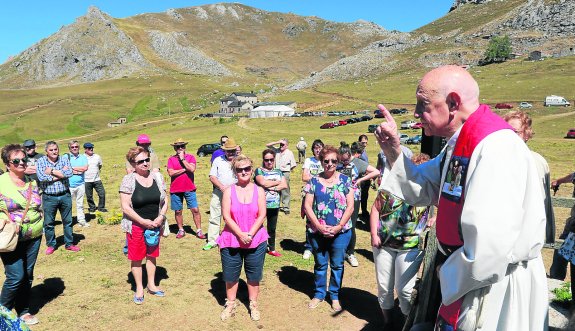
[{"x1": 0, "y1": 1, "x2": 453, "y2": 63}]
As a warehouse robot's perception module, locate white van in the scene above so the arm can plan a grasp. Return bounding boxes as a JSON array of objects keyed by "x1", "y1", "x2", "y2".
[{"x1": 545, "y1": 95, "x2": 571, "y2": 107}]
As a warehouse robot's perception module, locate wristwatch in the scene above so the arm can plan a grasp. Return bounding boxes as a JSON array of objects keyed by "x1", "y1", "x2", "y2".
[{"x1": 247, "y1": 233, "x2": 253, "y2": 238}]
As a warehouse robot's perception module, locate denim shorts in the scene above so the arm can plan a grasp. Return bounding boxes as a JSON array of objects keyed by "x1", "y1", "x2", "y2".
[
  {"x1": 220, "y1": 242, "x2": 267, "y2": 282},
  {"x1": 170, "y1": 191, "x2": 198, "y2": 210}
]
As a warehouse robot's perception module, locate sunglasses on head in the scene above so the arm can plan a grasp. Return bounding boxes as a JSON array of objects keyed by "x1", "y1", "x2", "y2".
[
  {"x1": 323, "y1": 159, "x2": 338, "y2": 165},
  {"x1": 10, "y1": 157, "x2": 29, "y2": 166},
  {"x1": 135, "y1": 157, "x2": 150, "y2": 165},
  {"x1": 235, "y1": 166, "x2": 252, "y2": 173}
]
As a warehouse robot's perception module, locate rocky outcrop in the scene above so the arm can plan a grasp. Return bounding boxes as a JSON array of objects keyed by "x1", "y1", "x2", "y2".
[
  {"x1": 2, "y1": 6, "x2": 151, "y2": 86},
  {"x1": 450, "y1": 0, "x2": 492, "y2": 11},
  {"x1": 148, "y1": 30, "x2": 232, "y2": 76}
]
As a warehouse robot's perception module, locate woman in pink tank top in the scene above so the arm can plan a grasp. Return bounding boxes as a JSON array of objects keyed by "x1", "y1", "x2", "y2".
[{"x1": 217, "y1": 155, "x2": 268, "y2": 322}]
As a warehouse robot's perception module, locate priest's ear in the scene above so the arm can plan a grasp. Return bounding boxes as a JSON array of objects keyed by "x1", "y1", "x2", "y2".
[{"x1": 446, "y1": 92, "x2": 461, "y2": 113}]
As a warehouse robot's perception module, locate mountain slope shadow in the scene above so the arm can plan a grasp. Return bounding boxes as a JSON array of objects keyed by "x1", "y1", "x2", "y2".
[{"x1": 29, "y1": 277, "x2": 65, "y2": 314}]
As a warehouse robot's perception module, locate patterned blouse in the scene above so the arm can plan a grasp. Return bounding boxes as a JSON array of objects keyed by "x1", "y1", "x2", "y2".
[
  {"x1": 376, "y1": 191, "x2": 430, "y2": 250},
  {"x1": 303, "y1": 173, "x2": 352, "y2": 233}
]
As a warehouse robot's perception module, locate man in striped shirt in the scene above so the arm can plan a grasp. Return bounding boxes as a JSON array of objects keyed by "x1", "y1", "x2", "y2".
[{"x1": 36, "y1": 141, "x2": 81, "y2": 254}]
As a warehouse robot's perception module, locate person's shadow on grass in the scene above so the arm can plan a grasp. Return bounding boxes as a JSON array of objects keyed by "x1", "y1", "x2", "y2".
[
  {"x1": 354, "y1": 248, "x2": 375, "y2": 263},
  {"x1": 55, "y1": 233, "x2": 86, "y2": 249},
  {"x1": 276, "y1": 266, "x2": 315, "y2": 298},
  {"x1": 279, "y1": 238, "x2": 306, "y2": 255},
  {"x1": 126, "y1": 265, "x2": 169, "y2": 292},
  {"x1": 208, "y1": 272, "x2": 249, "y2": 309},
  {"x1": 29, "y1": 277, "x2": 65, "y2": 315}
]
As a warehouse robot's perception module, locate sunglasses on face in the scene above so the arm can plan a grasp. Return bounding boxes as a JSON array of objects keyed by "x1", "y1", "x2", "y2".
[
  {"x1": 10, "y1": 157, "x2": 29, "y2": 166},
  {"x1": 85, "y1": 147, "x2": 93, "y2": 150},
  {"x1": 70, "y1": 145, "x2": 79, "y2": 149},
  {"x1": 263, "y1": 158, "x2": 275, "y2": 162},
  {"x1": 323, "y1": 159, "x2": 338, "y2": 165},
  {"x1": 174, "y1": 145, "x2": 186, "y2": 149},
  {"x1": 279, "y1": 143, "x2": 285, "y2": 147},
  {"x1": 25, "y1": 146, "x2": 35, "y2": 150},
  {"x1": 235, "y1": 166, "x2": 252, "y2": 173},
  {"x1": 135, "y1": 157, "x2": 150, "y2": 165}
]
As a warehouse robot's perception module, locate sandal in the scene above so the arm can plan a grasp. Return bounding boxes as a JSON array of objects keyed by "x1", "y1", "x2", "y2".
[
  {"x1": 308, "y1": 298, "x2": 323, "y2": 309},
  {"x1": 220, "y1": 299, "x2": 237, "y2": 321},
  {"x1": 331, "y1": 300, "x2": 342, "y2": 312},
  {"x1": 249, "y1": 300, "x2": 261, "y2": 321}
]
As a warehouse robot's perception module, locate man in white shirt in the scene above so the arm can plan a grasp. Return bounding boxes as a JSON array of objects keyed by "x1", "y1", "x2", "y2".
[
  {"x1": 205, "y1": 138, "x2": 239, "y2": 250},
  {"x1": 375, "y1": 65, "x2": 548, "y2": 331},
  {"x1": 83, "y1": 142, "x2": 107, "y2": 213}
]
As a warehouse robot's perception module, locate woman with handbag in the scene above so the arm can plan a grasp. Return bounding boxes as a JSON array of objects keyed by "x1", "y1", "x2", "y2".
[
  {"x1": 0, "y1": 144, "x2": 44, "y2": 326},
  {"x1": 370, "y1": 152, "x2": 431, "y2": 328},
  {"x1": 120, "y1": 146, "x2": 168, "y2": 305}
]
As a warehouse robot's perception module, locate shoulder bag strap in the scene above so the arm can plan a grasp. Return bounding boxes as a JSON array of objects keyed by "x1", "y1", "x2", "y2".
[{"x1": 19, "y1": 184, "x2": 34, "y2": 223}]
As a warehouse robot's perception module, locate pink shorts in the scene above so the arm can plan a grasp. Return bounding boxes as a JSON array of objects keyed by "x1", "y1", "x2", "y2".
[{"x1": 127, "y1": 224, "x2": 160, "y2": 261}]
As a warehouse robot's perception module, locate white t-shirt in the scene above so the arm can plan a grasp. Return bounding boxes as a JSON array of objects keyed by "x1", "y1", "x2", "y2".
[
  {"x1": 303, "y1": 157, "x2": 323, "y2": 177},
  {"x1": 84, "y1": 153, "x2": 103, "y2": 182},
  {"x1": 209, "y1": 156, "x2": 237, "y2": 190}
]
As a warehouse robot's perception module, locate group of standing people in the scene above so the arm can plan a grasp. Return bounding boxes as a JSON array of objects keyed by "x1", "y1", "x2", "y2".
[{"x1": 0, "y1": 138, "x2": 107, "y2": 326}]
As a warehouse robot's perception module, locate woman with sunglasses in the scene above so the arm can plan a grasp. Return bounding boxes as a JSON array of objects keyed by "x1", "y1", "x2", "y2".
[
  {"x1": 300, "y1": 139, "x2": 324, "y2": 260},
  {"x1": 120, "y1": 146, "x2": 168, "y2": 305},
  {"x1": 0, "y1": 144, "x2": 44, "y2": 326},
  {"x1": 303, "y1": 145, "x2": 354, "y2": 312},
  {"x1": 254, "y1": 149, "x2": 287, "y2": 257},
  {"x1": 217, "y1": 155, "x2": 268, "y2": 321}
]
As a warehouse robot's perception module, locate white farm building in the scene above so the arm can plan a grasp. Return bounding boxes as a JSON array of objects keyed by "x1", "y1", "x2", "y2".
[{"x1": 249, "y1": 105, "x2": 295, "y2": 118}]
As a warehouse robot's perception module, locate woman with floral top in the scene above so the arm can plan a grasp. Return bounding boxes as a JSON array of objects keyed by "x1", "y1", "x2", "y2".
[
  {"x1": 303, "y1": 145, "x2": 354, "y2": 312},
  {"x1": 254, "y1": 149, "x2": 287, "y2": 257},
  {"x1": 370, "y1": 153, "x2": 431, "y2": 327},
  {"x1": 0, "y1": 144, "x2": 44, "y2": 326}
]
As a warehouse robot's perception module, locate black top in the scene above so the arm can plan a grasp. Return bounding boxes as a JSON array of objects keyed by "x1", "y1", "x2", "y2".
[{"x1": 132, "y1": 179, "x2": 160, "y2": 220}]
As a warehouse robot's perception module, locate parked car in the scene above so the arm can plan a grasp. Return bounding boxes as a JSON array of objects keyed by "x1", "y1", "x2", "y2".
[
  {"x1": 407, "y1": 135, "x2": 422, "y2": 144},
  {"x1": 361, "y1": 115, "x2": 373, "y2": 121},
  {"x1": 338, "y1": 120, "x2": 348, "y2": 126},
  {"x1": 198, "y1": 113, "x2": 214, "y2": 118},
  {"x1": 197, "y1": 143, "x2": 221, "y2": 157},
  {"x1": 519, "y1": 102, "x2": 532, "y2": 109},
  {"x1": 374, "y1": 109, "x2": 385, "y2": 118},
  {"x1": 399, "y1": 134, "x2": 409, "y2": 144},
  {"x1": 327, "y1": 111, "x2": 340, "y2": 116},
  {"x1": 290, "y1": 113, "x2": 302, "y2": 117},
  {"x1": 320, "y1": 122, "x2": 336, "y2": 129},
  {"x1": 368, "y1": 124, "x2": 378, "y2": 133},
  {"x1": 390, "y1": 108, "x2": 408, "y2": 114},
  {"x1": 495, "y1": 103, "x2": 513, "y2": 109},
  {"x1": 566, "y1": 128, "x2": 575, "y2": 139},
  {"x1": 410, "y1": 122, "x2": 423, "y2": 129},
  {"x1": 400, "y1": 120, "x2": 416, "y2": 129}
]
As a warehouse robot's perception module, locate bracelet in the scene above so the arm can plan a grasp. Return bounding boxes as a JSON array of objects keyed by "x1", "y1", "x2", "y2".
[{"x1": 247, "y1": 233, "x2": 252, "y2": 238}]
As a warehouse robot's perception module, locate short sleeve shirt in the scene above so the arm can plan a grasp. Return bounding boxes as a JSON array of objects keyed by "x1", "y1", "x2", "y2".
[
  {"x1": 254, "y1": 167, "x2": 284, "y2": 208},
  {"x1": 303, "y1": 174, "x2": 352, "y2": 232},
  {"x1": 84, "y1": 153, "x2": 102, "y2": 182},
  {"x1": 209, "y1": 156, "x2": 237, "y2": 189},
  {"x1": 167, "y1": 154, "x2": 197, "y2": 193},
  {"x1": 65, "y1": 153, "x2": 88, "y2": 188},
  {"x1": 303, "y1": 157, "x2": 323, "y2": 177},
  {"x1": 337, "y1": 162, "x2": 360, "y2": 200}
]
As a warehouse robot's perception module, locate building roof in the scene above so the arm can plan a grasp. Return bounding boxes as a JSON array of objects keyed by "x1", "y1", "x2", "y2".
[
  {"x1": 254, "y1": 101, "x2": 295, "y2": 108},
  {"x1": 220, "y1": 97, "x2": 235, "y2": 102},
  {"x1": 232, "y1": 92, "x2": 257, "y2": 97},
  {"x1": 250, "y1": 105, "x2": 294, "y2": 112}
]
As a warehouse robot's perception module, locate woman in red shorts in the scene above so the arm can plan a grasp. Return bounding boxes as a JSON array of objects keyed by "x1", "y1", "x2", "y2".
[{"x1": 120, "y1": 146, "x2": 168, "y2": 304}]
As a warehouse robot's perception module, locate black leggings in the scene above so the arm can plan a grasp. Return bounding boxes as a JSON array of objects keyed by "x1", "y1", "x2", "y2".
[{"x1": 266, "y1": 208, "x2": 279, "y2": 251}]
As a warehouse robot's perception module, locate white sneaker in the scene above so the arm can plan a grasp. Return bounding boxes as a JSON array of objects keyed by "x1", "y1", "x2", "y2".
[
  {"x1": 302, "y1": 250, "x2": 312, "y2": 260},
  {"x1": 346, "y1": 254, "x2": 359, "y2": 267},
  {"x1": 78, "y1": 221, "x2": 90, "y2": 227}
]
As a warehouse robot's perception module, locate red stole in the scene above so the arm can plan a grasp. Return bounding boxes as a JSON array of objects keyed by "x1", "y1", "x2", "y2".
[{"x1": 434, "y1": 104, "x2": 512, "y2": 329}]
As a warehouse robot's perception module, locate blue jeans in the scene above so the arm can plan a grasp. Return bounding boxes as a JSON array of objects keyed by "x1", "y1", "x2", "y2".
[
  {"x1": 310, "y1": 230, "x2": 351, "y2": 300},
  {"x1": 42, "y1": 192, "x2": 74, "y2": 248},
  {"x1": 0, "y1": 237, "x2": 42, "y2": 316}
]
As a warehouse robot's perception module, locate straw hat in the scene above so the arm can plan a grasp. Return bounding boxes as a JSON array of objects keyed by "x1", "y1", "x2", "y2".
[
  {"x1": 170, "y1": 138, "x2": 188, "y2": 146},
  {"x1": 221, "y1": 138, "x2": 239, "y2": 150}
]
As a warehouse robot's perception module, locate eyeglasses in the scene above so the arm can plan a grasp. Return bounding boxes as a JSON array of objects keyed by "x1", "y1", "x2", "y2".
[
  {"x1": 174, "y1": 145, "x2": 186, "y2": 149},
  {"x1": 360, "y1": 141, "x2": 368, "y2": 144},
  {"x1": 263, "y1": 158, "x2": 275, "y2": 162},
  {"x1": 135, "y1": 157, "x2": 150, "y2": 165},
  {"x1": 225, "y1": 150, "x2": 237, "y2": 155},
  {"x1": 279, "y1": 143, "x2": 285, "y2": 147},
  {"x1": 10, "y1": 158, "x2": 29, "y2": 166},
  {"x1": 25, "y1": 146, "x2": 35, "y2": 150},
  {"x1": 235, "y1": 166, "x2": 252, "y2": 173},
  {"x1": 323, "y1": 159, "x2": 338, "y2": 165},
  {"x1": 70, "y1": 146, "x2": 79, "y2": 149}
]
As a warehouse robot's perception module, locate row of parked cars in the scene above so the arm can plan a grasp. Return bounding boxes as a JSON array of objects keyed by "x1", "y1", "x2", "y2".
[{"x1": 320, "y1": 115, "x2": 373, "y2": 129}]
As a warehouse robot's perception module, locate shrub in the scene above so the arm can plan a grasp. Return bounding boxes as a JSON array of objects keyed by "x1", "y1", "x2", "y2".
[
  {"x1": 552, "y1": 282, "x2": 572, "y2": 303},
  {"x1": 95, "y1": 210, "x2": 123, "y2": 225}
]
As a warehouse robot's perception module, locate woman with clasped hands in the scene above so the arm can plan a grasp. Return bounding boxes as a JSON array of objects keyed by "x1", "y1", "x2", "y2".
[
  {"x1": 120, "y1": 146, "x2": 168, "y2": 305},
  {"x1": 0, "y1": 144, "x2": 44, "y2": 326},
  {"x1": 217, "y1": 155, "x2": 268, "y2": 321},
  {"x1": 303, "y1": 145, "x2": 354, "y2": 312}
]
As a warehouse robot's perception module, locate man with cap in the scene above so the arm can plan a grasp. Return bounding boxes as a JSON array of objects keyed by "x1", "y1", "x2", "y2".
[
  {"x1": 83, "y1": 142, "x2": 107, "y2": 213},
  {"x1": 167, "y1": 138, "x2": 205, "y2": 240},
  {"x1": 63, "y1": 140, "x2": 89, "y2": 227},
  {"x1": 266, "y1": 138, "x2": 297, "y2": 214},
  {"x1": 23, "y1": 139, "x2": 44, "y2": 182},
  {"x1": 296, "y1": 137, "x2": 307, "y2": 163},
  {"x1": 126, "y1": 134, "x2": 161, "y2": 173},
  {"x1": 205, "y1": 138, "x2": 239, "y2": 250},
  {"x1": 210, "y1": 135, "x2": 229, "y2": 164}
]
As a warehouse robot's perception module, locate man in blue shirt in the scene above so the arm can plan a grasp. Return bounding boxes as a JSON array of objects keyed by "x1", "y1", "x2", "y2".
[
  {"x1": 63, "y1": 140, "x2": 89, "y2": 227},
  {"x1": 36, "y1": 141, "x2": 80, "y2": 254}
]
